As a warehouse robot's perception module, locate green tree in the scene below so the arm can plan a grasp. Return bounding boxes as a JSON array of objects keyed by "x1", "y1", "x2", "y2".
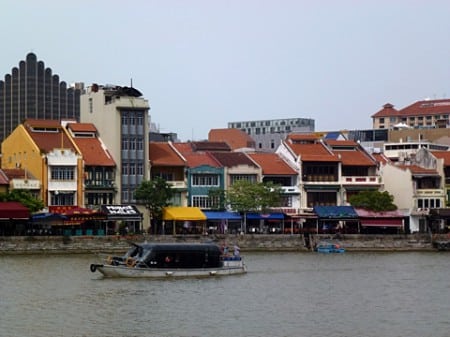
[
  {"x1": 0, "y1": 190, "x2": 44, "y2": 213},
  {"x1": 207, "y1": 187, "x2": 226, "y2": 210},
  {"x1": 134, "y1": 177, "x2": 174, "y2": 231},
  {"x1": 227, "y1": 180, "x2": 282, "y2": 231},
  {"x1": 348, "y1": 190, "x2": 397, "y2": 211}
]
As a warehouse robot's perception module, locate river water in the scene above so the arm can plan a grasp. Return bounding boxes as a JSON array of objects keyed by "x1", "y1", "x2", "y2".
[{"x1": 1, "y1": 251, "x2": 449, "y2": 337}]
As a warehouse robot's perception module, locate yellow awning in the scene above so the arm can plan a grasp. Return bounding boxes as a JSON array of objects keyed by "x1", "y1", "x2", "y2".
[{"x1": 163, "y1": 207, "x2": 206, "y2": 221}]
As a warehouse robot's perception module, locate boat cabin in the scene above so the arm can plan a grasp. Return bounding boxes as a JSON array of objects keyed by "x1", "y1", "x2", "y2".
[{"x1": 122, "y1": 243, "x2": 223, "y2": 269}]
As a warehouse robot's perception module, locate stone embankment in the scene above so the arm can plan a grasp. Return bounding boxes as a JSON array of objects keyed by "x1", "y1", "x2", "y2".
[{"x1": 0, "y1": 233, "x2": 440, "y2": 254}]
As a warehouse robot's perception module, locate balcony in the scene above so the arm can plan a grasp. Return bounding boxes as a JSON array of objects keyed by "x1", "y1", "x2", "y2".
[
  {"x1": 168, "y1": 180, "x2": 187, "y2": 190},
  {"x1": 414, "y1": 188, "x2": 445, "y2": 198},
  {"x1": 281, "y1": 186, "x2": 300, "y2": 194},
  {"x1": 341, "y1": 176, "x2": 381, "y2": 185}
]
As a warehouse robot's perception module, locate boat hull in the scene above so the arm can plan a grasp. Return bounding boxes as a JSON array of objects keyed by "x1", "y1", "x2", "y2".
[{"x1": 90, "y1": 261, "x2": 247, "y2": 278}]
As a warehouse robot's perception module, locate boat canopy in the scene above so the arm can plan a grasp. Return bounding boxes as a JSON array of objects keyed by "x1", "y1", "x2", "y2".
[{"x1": 163, "y1": 207, "x2": 206, "y2": 221}]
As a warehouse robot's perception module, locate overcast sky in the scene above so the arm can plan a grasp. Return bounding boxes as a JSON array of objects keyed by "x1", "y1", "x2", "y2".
[{"x1": 2, "y1": 1, "x2": 450, "y2": 141}]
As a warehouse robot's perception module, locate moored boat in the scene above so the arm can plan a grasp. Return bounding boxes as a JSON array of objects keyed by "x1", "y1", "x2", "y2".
[
  {"x1": 90, "y1": 242, "x2": 247, "y2": 278},
  {"x1": 315, "y1": 241, "x2": 345, "y2": 253}
]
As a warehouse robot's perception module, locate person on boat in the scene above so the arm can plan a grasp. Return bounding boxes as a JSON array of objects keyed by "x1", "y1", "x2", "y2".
[{"x1": 233, "y1": 244, "x2": 240, "y2": 257}]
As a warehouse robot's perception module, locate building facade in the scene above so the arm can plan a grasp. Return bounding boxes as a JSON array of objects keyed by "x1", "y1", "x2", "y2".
[
  {"x1": 80, "y1": 84, "x2": 150, "y2": 204},
  {"x1": 228, "y1": 117, "x2": 315, "y2": 152},
  {"x1": 0, "y1": 53, "x2": 81, "y2": 143}
]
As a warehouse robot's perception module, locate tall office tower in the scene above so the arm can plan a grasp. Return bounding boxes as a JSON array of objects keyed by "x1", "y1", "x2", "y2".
[
  {"x1": 0, "y1": 52, "x2": 81, "y2": 143},
  {"x1": 80, "y1": 84, "x2": 150, "y2": 204}
]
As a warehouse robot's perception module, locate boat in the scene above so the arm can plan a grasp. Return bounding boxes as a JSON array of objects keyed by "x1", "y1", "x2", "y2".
[
  {"x1": 315, "y1": 241, "x2": 345, "y2": 253},
  {"x1": 89, "y1": 242, "x2": 247, "y2": 278}
]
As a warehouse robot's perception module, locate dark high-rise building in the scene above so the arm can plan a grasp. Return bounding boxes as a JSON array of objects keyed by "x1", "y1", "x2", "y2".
[{"x1": 0, "y1": 52, "x2": 81, "y2": 143}]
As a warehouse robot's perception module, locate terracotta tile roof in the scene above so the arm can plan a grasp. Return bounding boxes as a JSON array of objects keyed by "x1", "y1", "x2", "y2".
[
  {"x1": 210, "y1": 152, "x2": 258, "y2": 168},
  {"x1": 72, "y1": 138, "x2": 116, "y2": 166},
  {"x1": 1, "y1": 168, "x2": 36, "y2": 180},
  {"x1": 208, "y1": 128, "x2": 256, "y2": 150},
  {"x1": 287, "y1": 142, "x2": 340, "y2": 162},
  {"x1": 191, "y1": 141, "x2": 231, "y2": 152},
  {"x1": 172, "y1": 143, "x2": 220, "y2": 168},
  {"x1": 333, "y1": 150, "x2": 377, "y2": 166},
  {"x1": 431, "y1": 151, "x2": 450, "y2": 166},
  {"x1": 286, "y1": 133, "x2": 320, "y2": 143},
  {"x1": 24, "y1": 119, "x2": 78, "y2": 154},
  {"x1": 149, "y1": 142, "x2": 186, "y2": 166},
  {"x1": 327, "y1": 141, "x2": 377, "y2": 166},
  {"x1": 247, "y1": 153, "x2": 296, "y2": 175},
  {"x1": 371, "y1": 103, "x2": 400, "y2": 118},
  {"x1": 325, "y1": 140, "x2": 358, "y2": 147},
  {"x1": 372, "y1": 153, "x2": 390, "y2": 165},
  {"x1": 399, "y1": 99, "x2": 450, "y2": 117},
  {"x1": 67, "y1": 123, "x2": 98, "y2": 133},
  {"x1": 397, "y1": 164, "x2": 439, "y2": 175},
  {"x1": 372, "y1": 99, "x2": 450, "y2": 118}
]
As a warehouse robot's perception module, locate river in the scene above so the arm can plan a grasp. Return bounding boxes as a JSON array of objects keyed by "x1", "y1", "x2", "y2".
[{"x1": 1, "y1": 251, "x2": 449, "y2": 337}]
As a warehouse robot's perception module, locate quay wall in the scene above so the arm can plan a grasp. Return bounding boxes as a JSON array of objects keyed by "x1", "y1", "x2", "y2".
[{"x1": 0, "y1": 233, "x2": 440, "y2": 254}]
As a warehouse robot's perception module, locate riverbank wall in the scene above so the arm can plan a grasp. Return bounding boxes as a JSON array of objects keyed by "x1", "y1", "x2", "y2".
[{"x1": 0, "y1": 233, "x2": 442, "y2": 254}]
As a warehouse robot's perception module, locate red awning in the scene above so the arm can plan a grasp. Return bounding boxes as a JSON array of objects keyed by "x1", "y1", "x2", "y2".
[
  {"x1": 360, "y1": 218, "x2": 403, "y2": 227},
  {"x1": 0, "y1": 202, "x2": 30, "y2": 220}
]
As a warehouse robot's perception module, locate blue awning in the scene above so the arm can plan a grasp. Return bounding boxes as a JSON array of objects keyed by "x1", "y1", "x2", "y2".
[
  {"x1": 246, "y1": 212, "x2": 285, "y2": 220},
  {"x1": 203, "y1": 211, "x2": 242, "y2": 220},
  {"x1": 313, "y1": 206, "x2": 358, "y2": 219},
  {"x1": 30, "y1": 212, "x2": 67, "y2": 222}
]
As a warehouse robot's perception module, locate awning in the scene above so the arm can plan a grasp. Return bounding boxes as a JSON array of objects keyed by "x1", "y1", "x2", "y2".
[
  {"x1": 203, "y1": 211, "x2": 241, "y2": 220},
  {"x1": 0, "y1": 202, "x2": 30, "y2": 220},
  {"x1": 100, "y1": 205, "x2": 142, "y2": 221},
  {"x1": 163, "y1": 207, "x2": 206, "y2": 221},
  {"x1": 360, "y1": 219, "x2": 403, "y2": 227},
  {"x1": 31, "y1": 212, "x2": 67, "y2": 222},
  {"x1": 313, "y1": 206, "x2": 358, "y2": 219},
  {"x1": 246, "y1": 212, "x2": 285, "y2": 220}
]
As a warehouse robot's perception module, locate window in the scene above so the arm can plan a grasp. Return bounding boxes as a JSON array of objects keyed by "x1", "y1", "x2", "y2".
[
  {"x1": 192, "y1": 174, "x2": 219, "y2": 186},
  {"x1": 230, "y1": 174, "x2": 256, "y2": 185},
  {"x1": 51, "y1": 166, "x2": 75, "y2": 180},
  {"x1": 192, "y1": 195, "x2": 219, "y2": 209},
  {"x1": 50, "y1": 192, "x2": 74, "y2": 206}
]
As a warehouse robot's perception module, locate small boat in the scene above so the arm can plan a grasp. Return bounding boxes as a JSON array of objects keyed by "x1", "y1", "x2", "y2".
[
  {"x1": 90, "y1": 242, "x2": 247, "y2": 278},
  {"x1": 315, "y1": 241, "x2": 345, "y2": 253}
]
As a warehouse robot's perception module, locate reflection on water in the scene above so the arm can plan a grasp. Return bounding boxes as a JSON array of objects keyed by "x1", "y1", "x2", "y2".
[{"x1": 1, "y1": 252, "x2": 450, "y2": 337}]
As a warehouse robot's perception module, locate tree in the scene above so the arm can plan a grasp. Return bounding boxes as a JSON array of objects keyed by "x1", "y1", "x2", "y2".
[
  {"x1": 0, "y1": 190, "x2": 44, "y2": 213},
  {"x1": 134, "y1": 177, "x2": 174, "y2": 232},
  {"x1": 348, "y1": 190, "x2": 397, "y2": 211},
  {"x1": 207, "y1": 187, "x2": 226, "y2": 210},
  {"x1": 227, "y1": 180, "x2": 282, "y2": 231}
]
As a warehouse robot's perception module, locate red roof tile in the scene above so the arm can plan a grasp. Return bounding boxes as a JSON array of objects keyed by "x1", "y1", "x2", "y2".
[
  {"x1": 371, "y1": 103, "x2": 400, "y2": 118},
  {"x1": 431, "y1": 151, "x2": 450, "y2": 166},
  {"x1": 372, "y1": 153, "x2": 390, "y2": 165},
  {"x1": 149, "y1": 142, "x2": 186, "y2": 166},
  {"x1": 248, "y1": 153, "x2": 296, "y2": 175},
  {"x1": 210, "y1": 152, "x2": 258, "y2": 168},
  {"x1": 397, "y1": 164, "x2": 439, "y2": 175},
  {"x1": 172, "y1": 143, "x2": 221, "y2": 168},
  {"x1": 67, "y1": 123, "x2": 98, "y2": 133},
  {"x1": 72, "y1": 138, "x2": 115, "y2": 166},
  {"x1": 372, "y1": 99, "x2": 450, "y2": 118},
  {"x1": 24, "y1": 119, "x2": 78, "y2": 154},
  {"x1": 208, "y1": 128, "x2": 255, "y2": 150},
  {"x1": 287, "y1": 142, "x2": 339, "y2": 162}
]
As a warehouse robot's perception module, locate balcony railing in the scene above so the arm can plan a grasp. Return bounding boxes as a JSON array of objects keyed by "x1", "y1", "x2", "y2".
[
  {"x1": 414, "y1": 189, "x2": 445, "y2": 197},
  {"x1": 281, "y1": 186, "x2": 300, "y2": 194},
  {"x1": 168, "y1": 180, "x2": 187, "y2": 189},
  {"x1": 341, "y1": 176, "x2": 381, "y2": 185}
]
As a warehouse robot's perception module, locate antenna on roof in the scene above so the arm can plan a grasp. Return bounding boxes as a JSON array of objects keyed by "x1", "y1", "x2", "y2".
[{"x1": 130, "y1": 78, "x2": 133, "y2": 88}]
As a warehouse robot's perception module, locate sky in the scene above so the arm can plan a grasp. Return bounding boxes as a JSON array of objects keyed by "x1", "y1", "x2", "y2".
[{"x1": 2, "y1": 0, "x2": 450, "y2": 141}]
